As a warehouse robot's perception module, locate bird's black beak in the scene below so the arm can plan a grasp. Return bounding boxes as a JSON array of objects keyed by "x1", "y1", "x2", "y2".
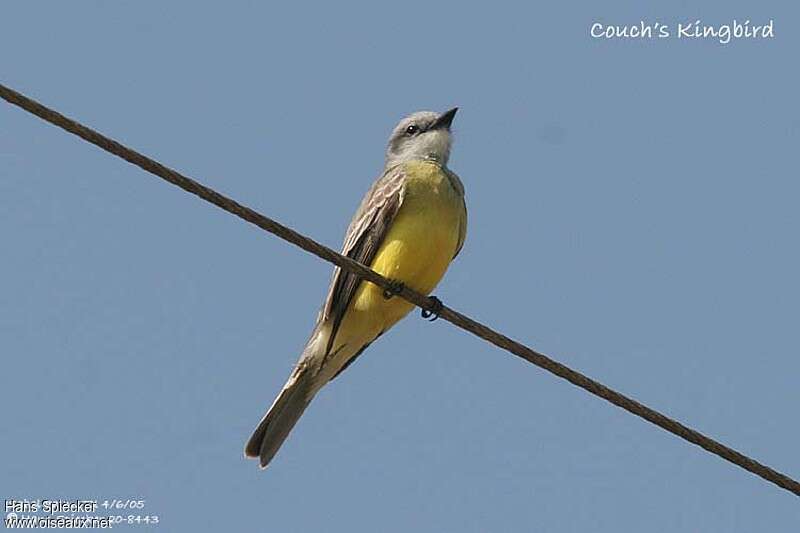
[{"x1": 429, "y1": 107, "x2": 458, "y2": 131}]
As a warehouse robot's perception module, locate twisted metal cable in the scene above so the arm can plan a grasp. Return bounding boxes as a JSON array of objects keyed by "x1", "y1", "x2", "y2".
[{"x1": 2, "y1": 83, "x2": 797, "y2": 497}]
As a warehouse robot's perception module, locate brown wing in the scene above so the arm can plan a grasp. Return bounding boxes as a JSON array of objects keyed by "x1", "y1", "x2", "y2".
[
  {"x1": 445, "y1": 167, "x2": 468, "y2": 259},
  {"x1": 320, "y1": 165, "x2": 406, "y2": 353}
]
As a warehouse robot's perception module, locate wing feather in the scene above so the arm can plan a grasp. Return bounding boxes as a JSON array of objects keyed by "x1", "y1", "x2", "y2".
[
  {"x1": 445, "y1": 168, "x2": 468, "y2": 259},
  {"x1": 320, "y1": 166, "x2": 406, "y2": 350}
]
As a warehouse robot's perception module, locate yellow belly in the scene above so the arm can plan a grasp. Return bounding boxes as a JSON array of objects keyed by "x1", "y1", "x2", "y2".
[{"x1": 329, "y1": 160, "x2": 465, "y2": 360}]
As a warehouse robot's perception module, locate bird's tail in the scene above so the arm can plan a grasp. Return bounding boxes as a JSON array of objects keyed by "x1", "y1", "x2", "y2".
[
  {"x1": 244, "y1": 322, "x2": 330, "y2": 468},
  {"x1": 245, "y1": 363, "x2": 316, "y2": 468},
  {"x1": 245, "y1": 326, "x2": 329, "y2": 469}
]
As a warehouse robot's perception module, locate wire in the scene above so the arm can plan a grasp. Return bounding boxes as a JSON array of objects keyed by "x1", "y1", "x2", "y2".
[{"x1": 2, "y1": 82, "x2": 798, "y2": 497}]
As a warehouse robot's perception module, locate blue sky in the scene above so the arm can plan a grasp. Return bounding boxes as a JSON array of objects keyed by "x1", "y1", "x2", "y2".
[{"x1": 2, "y1": 1, "x2": 798, "y2": 531}]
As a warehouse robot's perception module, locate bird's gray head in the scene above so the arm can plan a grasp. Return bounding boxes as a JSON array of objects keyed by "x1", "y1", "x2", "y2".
[{"x1": 385, "y1": 108, "x2": 457, "y2": 168}]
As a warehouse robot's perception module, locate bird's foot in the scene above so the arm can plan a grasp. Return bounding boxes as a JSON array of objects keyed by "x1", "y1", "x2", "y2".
[
  {"x1": 382, "y1": 279, "x2": 405, "y2": 300},
  {"x1": 421, "y1": 296, "x2": 443, "y2": 322}
]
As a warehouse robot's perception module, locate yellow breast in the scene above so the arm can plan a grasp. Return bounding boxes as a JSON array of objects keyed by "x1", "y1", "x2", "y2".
[
  {"x1": 353, "y1": 160, "x2": 465, "y2": 326},
  {"x1": 324, "y1": 160, "x2": 466, "y2": 368}
]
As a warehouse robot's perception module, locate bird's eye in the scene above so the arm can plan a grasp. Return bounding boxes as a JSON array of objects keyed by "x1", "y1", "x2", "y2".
[{"x1": 405, "y1": 124, "x2": 420, "y2": 135}]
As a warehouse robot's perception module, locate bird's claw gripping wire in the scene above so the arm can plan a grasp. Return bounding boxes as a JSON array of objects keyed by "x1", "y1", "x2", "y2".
[
  {"x1": 421, "y1": 296, "x2": 443, "y2": 322},
  {"x1": 382, "y1": 279, "x2": 405, "y2": 300},
  {"x1": 383, "y1": 280, "x2": 441, "y2": 321}
]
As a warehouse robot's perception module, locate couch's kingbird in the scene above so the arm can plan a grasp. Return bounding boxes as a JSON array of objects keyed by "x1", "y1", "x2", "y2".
[{"x1": 245, "y1": 108, "x2": 467, "y2": 468}]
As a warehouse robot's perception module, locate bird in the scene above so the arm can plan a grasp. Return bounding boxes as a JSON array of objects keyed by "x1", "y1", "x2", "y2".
[{"x1": 245, "y1": 107, "x2": 468, "y2": 468}]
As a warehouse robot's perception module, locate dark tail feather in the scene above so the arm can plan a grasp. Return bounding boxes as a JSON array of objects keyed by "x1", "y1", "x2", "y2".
[{"x1": 245, "y1": 366, "x2": 314, "y2": 468}]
